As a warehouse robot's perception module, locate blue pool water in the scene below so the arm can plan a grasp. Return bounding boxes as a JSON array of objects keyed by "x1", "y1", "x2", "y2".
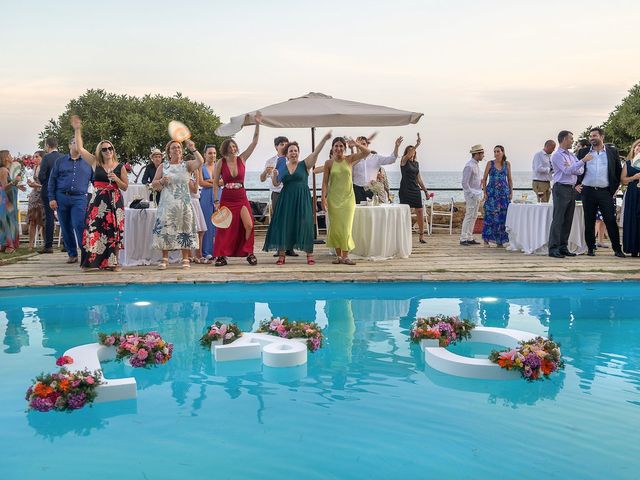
[{"x1": 1, "y1": 282, "x2": 639, "y2": 479}]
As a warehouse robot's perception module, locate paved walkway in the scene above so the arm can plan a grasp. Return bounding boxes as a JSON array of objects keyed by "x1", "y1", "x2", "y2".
[{"x1": 2, "y1": 233, "x2": 640, "y2": 288}]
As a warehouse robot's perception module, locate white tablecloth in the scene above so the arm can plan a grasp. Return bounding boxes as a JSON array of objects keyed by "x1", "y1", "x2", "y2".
[
  {"x1": 121, "y1": 184, "x2": 150, "y2": 207},
  {"x1": 505, "y1": 203, "x2": 587, "y2": 255},
  {"x1": 119, "y1": 208, "x2": 181, "y2": 266},
  {"x1": 350, "y1": 204, "x2": 412, "y2": 260}
]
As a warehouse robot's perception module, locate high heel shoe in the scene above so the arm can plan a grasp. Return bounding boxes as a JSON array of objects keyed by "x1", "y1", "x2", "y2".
[{"x1": 276, "y1": 255, "x2": 285, "y2": 265}]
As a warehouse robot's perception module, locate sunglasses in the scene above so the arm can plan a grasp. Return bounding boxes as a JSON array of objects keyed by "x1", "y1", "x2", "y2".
[{"x1": 101, "y1": 146, "x2": 114, "y2": 153}]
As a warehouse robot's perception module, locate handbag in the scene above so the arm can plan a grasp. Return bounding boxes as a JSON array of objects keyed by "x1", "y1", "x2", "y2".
[{"x1": 129, "y1": 199, "x2": 149, "y2": 209}]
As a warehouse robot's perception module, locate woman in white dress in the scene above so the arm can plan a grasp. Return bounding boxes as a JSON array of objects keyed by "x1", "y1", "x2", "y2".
[
  {"x1": 188, "y1": 167, "x2": 208, "y2": 263},
  {"x1": 151, "y1": 138, "x2": 204, "y2": 270}
]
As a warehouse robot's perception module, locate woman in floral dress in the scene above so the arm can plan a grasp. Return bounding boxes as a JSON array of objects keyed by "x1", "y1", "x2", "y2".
[
  {"x1": 73, "y1": 116, "x2": 128, "y2": 271},
  {"x1": 481, "y1": 145, "x2": 513, "y2": 247},
  {"x1": 151, "y1": 137, "x2": 204, "y2": 270}
]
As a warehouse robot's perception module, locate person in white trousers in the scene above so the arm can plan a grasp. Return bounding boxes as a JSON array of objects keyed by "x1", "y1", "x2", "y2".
[{"x1": 460, "y1": 145, "x2": 485, "y2": 245}]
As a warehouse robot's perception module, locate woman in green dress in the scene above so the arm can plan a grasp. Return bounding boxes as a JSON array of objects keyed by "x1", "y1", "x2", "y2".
[
  {"x1": 263, "y1": 132, "x2": 332, "y2": 265},
  {"x1": 321, "y1": 137, "x2": 370, "y2": 265}
]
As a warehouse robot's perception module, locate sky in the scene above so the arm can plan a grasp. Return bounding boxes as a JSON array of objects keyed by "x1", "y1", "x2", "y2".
[{"x1": 2, "y1": 0, "x2": 639, "y2": 172}]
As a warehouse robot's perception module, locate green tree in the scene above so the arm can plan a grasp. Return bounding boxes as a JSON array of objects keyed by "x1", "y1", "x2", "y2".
[
  {"x1": 583, "y1": 82, "x2": 640, "y2": 156},
  {"x1": 38, "y1": 89, "x2": 222, "y2": 164}
]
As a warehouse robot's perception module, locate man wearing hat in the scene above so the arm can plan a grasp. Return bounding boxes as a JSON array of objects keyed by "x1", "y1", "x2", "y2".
[
  {"x1": 460, "y1": 145, "x2": 485, "y2": 245},
  {"x1": 142, "y1": 148, "x2": 163, "y2": 202}
]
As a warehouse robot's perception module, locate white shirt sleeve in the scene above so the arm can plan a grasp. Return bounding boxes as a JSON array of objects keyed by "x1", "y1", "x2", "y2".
[
  {"x1": 374, "y1": 153, "x2": 397, "y2": 167},
  {"x1": 461, "y1": 165, "x2": 473, "y2": 196}
]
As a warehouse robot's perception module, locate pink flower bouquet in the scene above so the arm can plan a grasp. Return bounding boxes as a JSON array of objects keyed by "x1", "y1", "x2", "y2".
[
  {"x1": 256, "y1": 317, "x2": 324, "y2": 352},
  {"x1": 98, "y1": 331, "x2": 173, "y2": 368},
  {"x1": 199, "y1": 321, "x2": 243, "y2": 348},
  {"x1": 26, "y1": 368, "x2": 102, "y2": 412},
  {"x1": 410, "y1": 315, "x2": 475, "y2": 347}
]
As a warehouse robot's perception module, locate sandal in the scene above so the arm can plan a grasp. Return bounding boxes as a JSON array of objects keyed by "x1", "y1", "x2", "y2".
[
  {"x1": 332, "y1": 257, "x2": 342, "y2": 264},
  {"x1": 158, "y1": 258, "x2": 169, "y2": 270},
  {"x1": 246, "y1": 254, "x2": 258, "y2": 266},
  {"x1": 342, "y1": 258, "x2": 356, "y2": 265},
  {"x1": 214, "y1": 256, "x2": 227, "y2": 267},
  {"x1": 276, "y1": 255, "x2": 285, "y2": 265},
  {"x1": 4, "y1": 247, "x2": 15, "y2": 254},
  {"x1": 306, "y1": 255, "x2": 315, "y2": 265},
  {"x1": 181, "y1": 259, "x2": 191, "y2": 269}
]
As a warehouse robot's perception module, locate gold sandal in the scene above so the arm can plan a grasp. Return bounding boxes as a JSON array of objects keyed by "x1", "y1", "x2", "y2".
[
  {"x1": 181, "y1": 259, "x2": 191, "y2": 269},
  {"x1": 158, "y1": 258, "x2": 169, "y2": 270}
]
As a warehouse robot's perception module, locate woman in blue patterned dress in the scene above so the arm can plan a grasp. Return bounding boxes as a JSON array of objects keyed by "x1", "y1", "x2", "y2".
[
  {"x1": 151, "y1": 138, "x2": 204, "y2": 270},
  {"x1": 481, "y1": 145, "x2": 512, "y2": 247}
]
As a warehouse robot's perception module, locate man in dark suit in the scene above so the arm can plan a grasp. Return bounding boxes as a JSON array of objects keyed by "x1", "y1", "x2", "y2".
[
  {"x1": 37, "y1": 137, "x2": 62, "y2": 253},
  {"x1": 576, "y1": 127, "x2": 624, "y2": 257}
]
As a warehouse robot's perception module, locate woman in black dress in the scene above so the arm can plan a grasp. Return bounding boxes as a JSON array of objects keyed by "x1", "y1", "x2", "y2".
[
  {"x1": 72, "y1": 115, "x2": 128, "y2": 271},
  {"x1": 399, "y1": 134, "x2": 429, "y2": 243},
  {"x1": 621, "y1": 139, "x2": 640, "y2": 256}
]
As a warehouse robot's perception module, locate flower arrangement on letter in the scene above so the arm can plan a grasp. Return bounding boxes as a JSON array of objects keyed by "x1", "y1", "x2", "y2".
[
  {"x1": 410, "y1": 315, "x2": 475, "y2": 347},
  {"x1": 98, "y1": 331, "x2": 173, "y2": 368},
  {"x1": 199, "y1": 321, "x2": 243, "y2": 348},
  {"x1": 26, "y1": 368, "x2": 102, "y2": 412},
  {"x1": 489, "y1": 337, "x2": 564, "y2": 381},
  {"x1": 256, "y1": 317, "x2": 324, "y2": 352}
]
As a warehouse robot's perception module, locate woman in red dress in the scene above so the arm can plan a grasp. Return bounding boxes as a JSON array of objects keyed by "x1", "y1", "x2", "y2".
[{"x1": 212, "y1": 112, "x2": 262, "y2": 266}]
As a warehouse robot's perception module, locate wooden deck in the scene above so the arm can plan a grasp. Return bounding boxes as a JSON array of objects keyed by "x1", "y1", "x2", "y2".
[{"x1": 2, "y1": 231, "x2": 640, "y2": 288}]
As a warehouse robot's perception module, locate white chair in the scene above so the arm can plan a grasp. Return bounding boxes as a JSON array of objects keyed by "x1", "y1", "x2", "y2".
[{"x1": 429, "y1": 197, "x2": 455, "y2": 235}]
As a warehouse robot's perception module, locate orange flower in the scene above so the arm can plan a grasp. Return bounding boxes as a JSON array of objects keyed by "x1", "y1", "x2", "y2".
[
  {"x1": 58, "y1": 379, "x2": 71, "y2": 392},
  {"x1": 34, "y1": 382, "x2": 54, "y2": 398},
  {"x1": 497, "y1": 357, "x2": 512, "y2": 368},
  {"x1": 541, "y1": 358, "x2": 555, "y2": 375}
]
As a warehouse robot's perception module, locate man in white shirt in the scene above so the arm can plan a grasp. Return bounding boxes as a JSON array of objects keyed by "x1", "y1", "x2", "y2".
[
  {"x1": 532, "y1": 140, "x2": 555, "y2": 202},
  {"x1": 260, "y1": 136, "x2": 298, "y2": 256},
  {"x1": 352, "y1": 133, "x2": 402, "y2": 203},
  {"x1": 460, "y1": 144, "x2": 485, "y2": 245}
]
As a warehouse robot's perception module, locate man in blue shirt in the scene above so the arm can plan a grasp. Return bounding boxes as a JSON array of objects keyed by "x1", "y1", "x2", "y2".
[
  {"x1": 37, "y1": 137, "x2": 63, "y2": 253},
  {"x1": 48, "y1": 137, "x2": 93, "y2": 264}
]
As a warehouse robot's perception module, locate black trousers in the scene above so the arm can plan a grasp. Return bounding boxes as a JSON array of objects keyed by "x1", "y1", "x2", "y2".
[
  {"x1": 353, "y1": 184, "x2": 373, "y2": 204},
  {"x1": 581, "y1": 186, "x2": 621, "y2": 252},
  {"x1": 41, "y1": 189, "x2": 55, "y2": 248},
  {"x1": 549, "y1": 183, "x2": 576, "y2": 253}
]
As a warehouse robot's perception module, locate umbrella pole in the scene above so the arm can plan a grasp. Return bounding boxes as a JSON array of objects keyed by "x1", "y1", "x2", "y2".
[{"x1": 311, "y1": 127, "x2": 325, "y2": 244}]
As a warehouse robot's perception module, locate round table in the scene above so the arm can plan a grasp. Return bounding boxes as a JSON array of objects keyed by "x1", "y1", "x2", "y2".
[
  {"x1": 505, "y1": 202, "x2": 587, "y2": 255},
  {"x1": 349, "y1": 204, "x2": 412, "y2": 260},
  {"x1": 119, "y1": 208, "x2": 182, "y2": 266}
]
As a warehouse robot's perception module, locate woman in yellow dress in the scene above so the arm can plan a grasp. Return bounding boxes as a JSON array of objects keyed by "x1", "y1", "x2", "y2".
[{"x1": 321, "y1": 137, "x2": 369, "y2": 265}]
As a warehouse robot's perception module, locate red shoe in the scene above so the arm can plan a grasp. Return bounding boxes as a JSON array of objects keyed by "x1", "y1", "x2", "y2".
[
  {"x1": 276, "y1": 256, "x2": 285, "y2": 265},
  {"x1": 306, "y1": 255, "x2": 315, "y2": 265}
]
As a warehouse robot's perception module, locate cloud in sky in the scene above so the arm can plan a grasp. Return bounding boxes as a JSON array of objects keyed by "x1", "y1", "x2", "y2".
[{"x1": 1, "y1": 0, "x2": 639, "y2": 171}]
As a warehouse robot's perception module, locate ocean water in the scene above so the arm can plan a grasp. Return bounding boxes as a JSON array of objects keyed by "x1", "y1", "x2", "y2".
[{"x1": 0, "y1": 282, "x2": 638, "y2": 479}]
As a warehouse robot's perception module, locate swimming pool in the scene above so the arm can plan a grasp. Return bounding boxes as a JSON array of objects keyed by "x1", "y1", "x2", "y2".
[{"x1": 1, "y1": 282, "x2": 638, "y2": 479}]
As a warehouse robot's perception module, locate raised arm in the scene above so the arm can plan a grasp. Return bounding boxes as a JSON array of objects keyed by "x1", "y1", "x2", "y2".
[
  {"x1": 347, "y1": 139, "x2": 370, "y2": 166},
  {"x1": 184, "y1": 139, "x2": 204, "y2": 173},
  {"x1": 239, "y1": 111, "x2": 262, "y2": 162},
  {"x1": 304, "y1": 131, "x2": 332, "y2": 170},
  {"x1": 71, "y1": 115, "x2": 97, "y2": 166}
]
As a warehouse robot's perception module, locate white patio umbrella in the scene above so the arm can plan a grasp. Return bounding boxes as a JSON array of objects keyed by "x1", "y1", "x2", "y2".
[{"x1": 215, "y1": 92, "x2": 423, "y2": 239}]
